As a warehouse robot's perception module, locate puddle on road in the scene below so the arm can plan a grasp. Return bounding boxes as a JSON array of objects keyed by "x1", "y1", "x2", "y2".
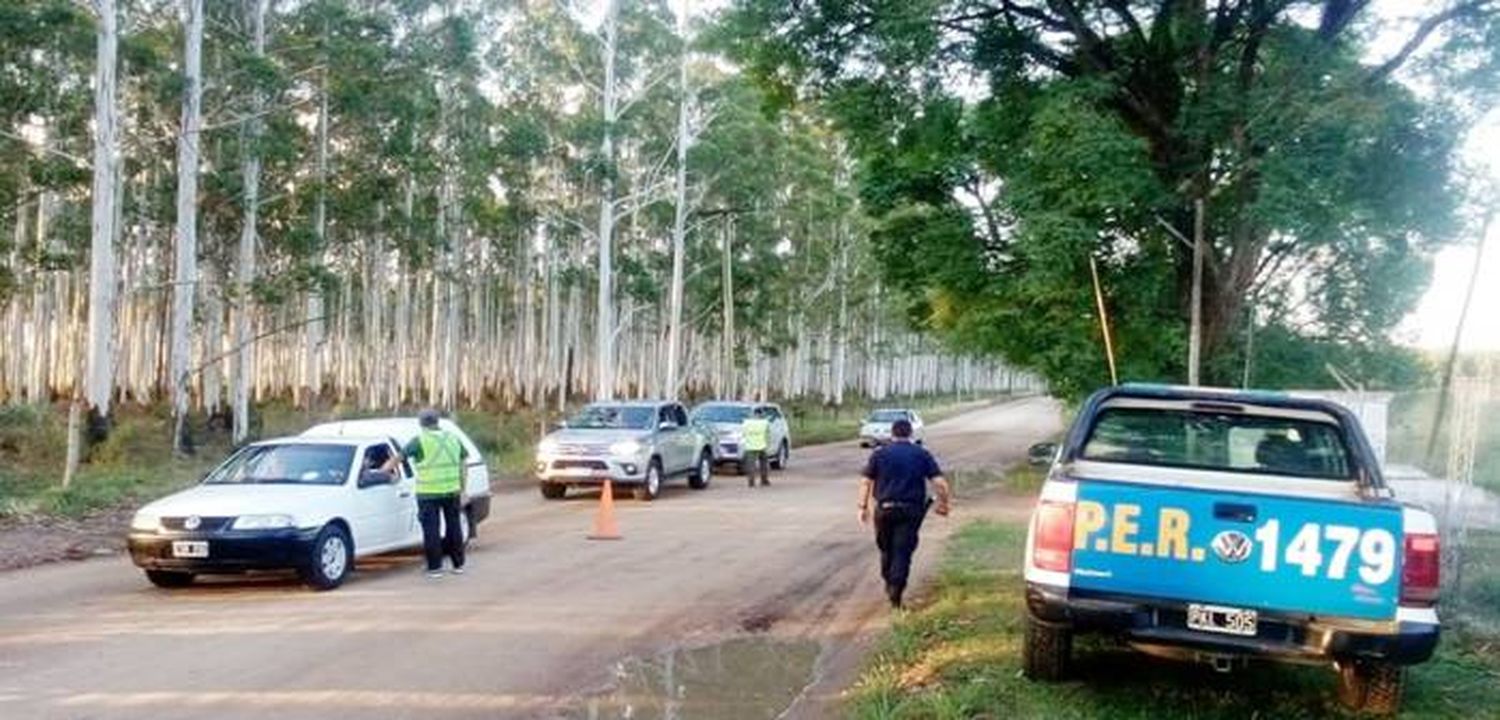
[{"x1": 564, "y1": 637, "x2": 820, "y2": 720}]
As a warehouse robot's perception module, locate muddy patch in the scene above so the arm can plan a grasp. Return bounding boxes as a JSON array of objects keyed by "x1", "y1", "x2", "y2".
[{"x1": 565, "y1": 637, "x2": 821, "y2": 720}]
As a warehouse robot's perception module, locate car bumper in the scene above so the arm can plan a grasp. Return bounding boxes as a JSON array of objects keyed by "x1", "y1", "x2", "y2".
[
  {"x1": 1026, "y1": 583, "x2": 1440, "y2": 666},
  {"x1": 714, "y1": 443, "x2": 744, "y2": 462},
  {"x1": 535, "y1": 456, "x2": 649, "y2": 484},
  {"x1": 128, "y1": 528, "x2": 321, "y2": 573}
]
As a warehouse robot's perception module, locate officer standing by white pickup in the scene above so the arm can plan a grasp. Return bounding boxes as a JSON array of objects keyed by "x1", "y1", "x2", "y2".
[{"x1": 857, "y1": 419, "x2": 951, "y2": 609}]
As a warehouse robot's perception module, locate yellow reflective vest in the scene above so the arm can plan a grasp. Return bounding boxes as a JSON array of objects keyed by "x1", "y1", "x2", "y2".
[
  {"x1": 414, "y1": 430, "x2": 464, "y2": 497},
  {"x1": 742, "y1": 417, "x2": 771, "y2": 453}
]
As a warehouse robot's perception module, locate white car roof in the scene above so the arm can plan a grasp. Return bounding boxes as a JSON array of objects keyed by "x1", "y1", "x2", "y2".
[
  {"x1": 249, "y1": 435, "x2": 375, "y2": 448},
  {"x1": 302, "y1": 417, "x2": 480, "y2": 453}
]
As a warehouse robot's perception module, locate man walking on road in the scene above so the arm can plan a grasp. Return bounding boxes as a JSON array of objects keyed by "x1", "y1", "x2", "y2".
[
  {"x1": 403, "y1": 409, "x2": 468, "y2": 578},
  {"x1": 857, "y1": 419, "x2": 951, "y2": 609},
  {"x1": 741, "y1": 406, "x2": 772, "y2": 488}
]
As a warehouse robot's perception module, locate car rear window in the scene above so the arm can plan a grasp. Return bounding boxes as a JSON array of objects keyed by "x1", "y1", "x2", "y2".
[
  {"x1": 1081, "y1": 407, "x2": 1354, "y2": 480},
  {"x1": 868, "y1": 410, "x2": 908, "y2": 423},
  {"x1": 693, "y1": 405, "x2": 752, "y2": 423}
]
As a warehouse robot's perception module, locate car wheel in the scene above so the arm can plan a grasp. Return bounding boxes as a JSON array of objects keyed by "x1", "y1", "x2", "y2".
[
  {"x1": 1021, "y1": 614, "x2": 1072, "y2": 681},
  {"x1": 633, "y1": 460, "x2": 662, "y2": 501},
  {"x1": 688, "y1": 451, "x2": 712, "y2": 489},
  {"x1": 540, "y1": 483, "x2": 567, "y2": 500},
  {"x1": 771, "y1": 441, "x2": 789, "y2": 470},
  {"x1": 1336, "y1": 660, "x2": 1403, "y2": 716},
  {"x1": 299, "y1": 523, "x2": 352, "y2": 591},
  {"x1": 144, "y1": 570, "x2": 194, "y2": 588}
]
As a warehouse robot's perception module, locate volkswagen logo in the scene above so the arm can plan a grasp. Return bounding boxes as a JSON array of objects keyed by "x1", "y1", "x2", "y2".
[
  {"x1": 183, "y1": 515, "x2": 201, "y2": 531},
  {"x1": 1211, "y1": 530, "x2": 1253, "y2": 564}
]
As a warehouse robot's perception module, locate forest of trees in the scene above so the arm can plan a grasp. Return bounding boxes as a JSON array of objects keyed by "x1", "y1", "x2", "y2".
[{"x1": 0, "y1": 0, "x2": 1030, "y2": 449}]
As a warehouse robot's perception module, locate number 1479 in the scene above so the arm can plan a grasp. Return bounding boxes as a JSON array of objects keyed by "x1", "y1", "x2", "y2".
[{"x1": 1253, "y1": 521, "x2": 1397, "y2": 584}]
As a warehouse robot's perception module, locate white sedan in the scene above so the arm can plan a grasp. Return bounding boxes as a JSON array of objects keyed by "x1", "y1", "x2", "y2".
[{"x1": 127, "y1": 435, "x2": 449, "y2": 590}]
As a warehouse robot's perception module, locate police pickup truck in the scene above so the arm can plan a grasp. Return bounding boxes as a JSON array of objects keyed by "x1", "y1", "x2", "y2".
[{"x1": 1023, "y1": 385, "x2": 1440, "y2": 715}]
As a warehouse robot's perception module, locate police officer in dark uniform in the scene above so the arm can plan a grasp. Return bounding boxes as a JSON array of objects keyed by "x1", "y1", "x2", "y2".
[{"x1": 857, "y1": 419, "x2": 951, "y2": 609}]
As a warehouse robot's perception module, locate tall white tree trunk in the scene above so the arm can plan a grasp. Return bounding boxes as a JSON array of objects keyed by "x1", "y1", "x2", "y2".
[
  {"x1": 594, "y1": 0, "x2": 620, "y2": 401},
  {"x1": 303, "y1": 63, "x2": 330, "y2": 408},
  {"x1": 83, "y1": 0, "x2": 120, "y2": 421},
  {"x1": 665, "y1": 0, "x2": 691, "y2": 401},
  {"x1": 833, "y1": 229, "x2": 849, "y2": 406},
  {"x1": 170, "y1": 0, "x2": 204, "y2": 452},
  {"x1": 233, "y1": 0, "x2": 268, "y2": 444}
]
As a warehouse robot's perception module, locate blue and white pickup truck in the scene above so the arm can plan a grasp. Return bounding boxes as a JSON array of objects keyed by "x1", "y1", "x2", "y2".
[{"x1": 1023, "y1": 385, "x2": 1440, "y2": 715}]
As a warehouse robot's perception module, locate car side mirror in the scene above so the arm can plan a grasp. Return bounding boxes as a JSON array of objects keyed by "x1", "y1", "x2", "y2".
[
  {"x1": 659, "y1": 421, "x2": 677, "y2": 431},
  {"x1": 1027, "y1": 442, "x2": 1059, "y2": 466},
  {"x1": 358, "y1": 469, "x2": 395, "y2": 488}
]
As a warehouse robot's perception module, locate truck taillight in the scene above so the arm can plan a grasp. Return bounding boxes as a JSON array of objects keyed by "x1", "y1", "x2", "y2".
[
  {"x1": 1401, "y1": 533, "x2": 1440, "y2": 606},
  {"x1": 1032, "y1": 500, "x2": 1075, "y2": 573}
]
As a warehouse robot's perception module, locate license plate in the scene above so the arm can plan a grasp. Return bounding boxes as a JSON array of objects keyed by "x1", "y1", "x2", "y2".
[
  {"x1": 171, "y1": 541, "x2": 209, "y2": 559},
  {"x1": 1187, "y1": 603, "x2": 1258, "y2": 637},
  {"x1": 590, "y1": 469, "x2": 610, "y2": 478}
]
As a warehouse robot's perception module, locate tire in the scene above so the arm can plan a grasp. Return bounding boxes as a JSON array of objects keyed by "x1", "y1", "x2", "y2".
[
  {"x1": 145, "y1": 570, "x2": 194, "y2": 588},
  {"x1": 771, "y1": 441, "x2": 789, "y2": 470},
  {"x1": 1021, "y1": 615, "x2": 1072, "y2": 681},
  {"x1": 688, "y1": 451, "x2": 712, "y2": 490},
  {"x1": 633, "y1": 460, "x2": 662, "y2": 501},
  {"x1": 1337, "y1": 660, "x2": 1404, "y2": 716},
  {"x1": 540, "y1": 483, "x2": 567, "y2": 500},
  {"x1": 299, "y1": 523, "x2": 353, "y2": 591}
]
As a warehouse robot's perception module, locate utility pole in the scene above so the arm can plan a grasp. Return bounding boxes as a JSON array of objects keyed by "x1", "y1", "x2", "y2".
[{"x1": 1188, "y1": 198, "x2": 1205, "y2": 386}]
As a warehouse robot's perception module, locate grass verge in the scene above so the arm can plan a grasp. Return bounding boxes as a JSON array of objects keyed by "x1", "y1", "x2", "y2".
[{"x1": 847, "y1": 520, "x2": 1500, "y2": 720}]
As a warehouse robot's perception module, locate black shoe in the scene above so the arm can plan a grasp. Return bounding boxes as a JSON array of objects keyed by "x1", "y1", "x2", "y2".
[
  {"x1": 886, "y1": 584, "x2": 904, "y2": 609},
  {"x1": 760, "y1": 479, "x2": 770, "y2": 487}
]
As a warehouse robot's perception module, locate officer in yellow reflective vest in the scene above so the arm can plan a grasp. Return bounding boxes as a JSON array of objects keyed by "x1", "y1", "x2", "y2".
[
  {"x1": 741, "y1": 407, "x2": 772, "y2": 488},
  {"x1": 402, "y1": 409, "x2": 469, "y2": 578}
]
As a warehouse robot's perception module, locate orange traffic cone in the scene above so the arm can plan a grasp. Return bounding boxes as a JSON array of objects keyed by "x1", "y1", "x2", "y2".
[{"x1": 587, "y1": 480, "x2": 622, "y2": 540}]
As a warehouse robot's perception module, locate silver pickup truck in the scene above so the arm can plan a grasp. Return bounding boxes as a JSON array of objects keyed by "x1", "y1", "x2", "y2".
[{"x1": 535, "y1": 401, "x2": 714, "y2": 501}]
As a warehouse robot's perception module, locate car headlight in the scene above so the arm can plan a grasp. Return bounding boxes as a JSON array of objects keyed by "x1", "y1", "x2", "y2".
[
  {"x1": 538, "y1": 438, "x2": 560, "y2": 454},
  {"x1": 231, "y1": 514, "x2": 296, "y2": 531},
  {"x1": 609, "y1": 440, "x2": 643, "y2": 456},
  {"x1": 130, "y1": 512, "x2": 160, "y2": 532}
]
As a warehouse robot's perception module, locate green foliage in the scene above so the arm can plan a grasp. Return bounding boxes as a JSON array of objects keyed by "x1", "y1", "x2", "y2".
[{"x1": 722, "y1": 0, "x2": 1495, "y2": 399}]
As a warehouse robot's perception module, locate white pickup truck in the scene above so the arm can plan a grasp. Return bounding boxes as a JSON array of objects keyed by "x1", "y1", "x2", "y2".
[{"x1": 1023, "y1": 384, "x2": 1440, "y2": 716}]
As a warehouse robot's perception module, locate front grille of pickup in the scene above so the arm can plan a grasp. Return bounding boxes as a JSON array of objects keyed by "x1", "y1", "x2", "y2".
[{"x1": 557, "y1": 444, "x2": 610, "y2": 457}]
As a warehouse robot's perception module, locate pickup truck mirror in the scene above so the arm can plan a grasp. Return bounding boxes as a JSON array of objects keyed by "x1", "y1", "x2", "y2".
[
  {"x1": 358, "y1": 470, "x2": 395, "y2": 488},
  {"x1": 1027, "y1": 442, "x2": 1058, "y2": 466},
  {"x1": 659, "y1": 421, "x2": 678, "y2": 431}
]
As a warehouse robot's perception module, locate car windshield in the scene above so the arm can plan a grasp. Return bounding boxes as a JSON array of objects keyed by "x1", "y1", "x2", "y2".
[
  {"x1": 693, "y1": 405, "x2": 752, "y2": 423},
  {"x1": 203, "y1": 444, "x2": 356, "y2": 486},
  {"x1": 568, "y1": 405, "x2": 656, "y2": 430},
  {"x1": 1081, "y1": 407, "x2": 1354, "y2": 480},
  {"x1": 868, "y1": 410, "x2": 908, "y2": 423}
]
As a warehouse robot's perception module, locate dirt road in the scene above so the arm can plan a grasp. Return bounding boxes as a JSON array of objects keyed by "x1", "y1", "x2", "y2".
[{"x1": 0, "y1": 396, "x2": 1062, "y2": 720}]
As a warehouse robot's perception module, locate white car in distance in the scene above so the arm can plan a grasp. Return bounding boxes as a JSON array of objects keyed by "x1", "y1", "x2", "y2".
[{"x1": 859, "y1": 408, "x2": 926, "y2": 447}]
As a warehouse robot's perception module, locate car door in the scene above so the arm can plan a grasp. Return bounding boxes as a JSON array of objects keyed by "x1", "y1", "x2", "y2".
[
  {"x1": 767, "y1": 405, "x2": 788, "y2": 451},
  {"x1": 673, "y1": 404, "x2": 696, "y2": 471},
  {"x1": 349, "y1": 443, "x2": 404, "y2": 552},
  {"x1": 390, "y1": 442, "x2": 420, "y2": 546}
]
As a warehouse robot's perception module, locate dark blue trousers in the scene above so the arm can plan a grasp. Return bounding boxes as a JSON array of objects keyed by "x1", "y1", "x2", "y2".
[{"x1": 874, "y1": 501, "x2": 927, "y2": 605}]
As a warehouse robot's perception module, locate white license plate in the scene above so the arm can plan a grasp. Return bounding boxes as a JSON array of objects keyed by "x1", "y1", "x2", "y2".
[
  {"x1": 171, "y1": 541, "x2": 209, "y2": 559},
  {"x1": 1187, "y1": 603, "x2": 1258, "y2": 637}
]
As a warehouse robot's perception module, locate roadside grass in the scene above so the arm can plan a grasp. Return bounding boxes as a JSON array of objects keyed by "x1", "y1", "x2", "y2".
[
  {"x1": 945, "y1": 465, "x2": 1047, "y2": 498},
  {"x1": 847, "y1": 520, "x2": 1500, "y2": 720},
  {"x1": 785, "y1": 393, "x2": 1013, "y2": 448},
  {"x1": 0, "y1": 400, "x2": 551, "y2": 521}
]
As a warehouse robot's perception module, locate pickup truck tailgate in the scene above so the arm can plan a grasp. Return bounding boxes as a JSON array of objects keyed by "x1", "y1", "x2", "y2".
[{"x1": 1070, "y1": 480, "x2": 1404, "y2": 621}]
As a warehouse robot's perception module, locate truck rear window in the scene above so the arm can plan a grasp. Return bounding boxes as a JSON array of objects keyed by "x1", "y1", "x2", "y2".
[{"x1": 1081, "y1": 407, "x2": 1354, "y2": 480}]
